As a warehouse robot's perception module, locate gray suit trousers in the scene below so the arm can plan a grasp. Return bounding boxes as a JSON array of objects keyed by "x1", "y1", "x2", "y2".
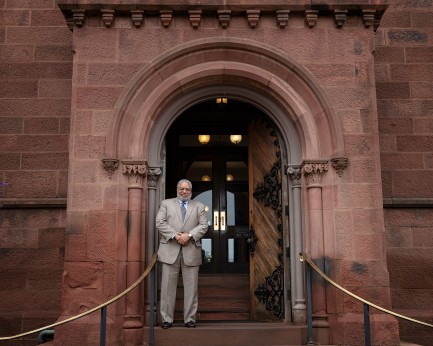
[{"x1": 160, "y1": 250, "x2": 199, "y2": 324}]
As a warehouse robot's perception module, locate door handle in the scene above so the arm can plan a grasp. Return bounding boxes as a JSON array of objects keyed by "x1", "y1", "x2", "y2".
[
  {"x1": 220, "y1": 211, "x2": 226, "y2": 231},
  {"x1": 213, "y1": 210, "x2": 219, "y2": 230}
]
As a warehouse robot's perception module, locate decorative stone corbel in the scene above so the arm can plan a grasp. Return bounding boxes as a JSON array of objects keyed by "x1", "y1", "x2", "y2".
[
  {"x1": 362, "y1": 9, "x2": 375, "y2": 28},
  {"x1": 286, "y1": 165, "x2": 302, "y2": 187},
  {"x1": 218, "y1": 10, "x2": 231, "y2": 29},
  {"x1": 101, "y1": 9, "x2": 115, "y2": 28},
  {"x1": 131, "y1": 10, "x2": 144, "y2": 28},
  {"x1": 276, "y1": 10, "x2": 290, "y2": 29},
  {"x1": 246, "y1": 10, "x2": 260, "y2": 28},
  {"x1": 72, "y1": 9, "x2": 85, "y2": 27},
  {"x1": 188, "y1": 10, "x2": 202, "y2": 29},
  {"x1": 301, "y1": 160, "x2": 328, "y2": 186},
  {"x1": 102, "y1": 158, "x2": 119, "y2": 179},
  {"x1": 305, "y1": 10, "x2": 318, "y2": 28},
  {"x1": 66, "y1": 16, "x2": 74, "y2": 31},
  {"x1": 331, "y1": 157, "x2": 349, "y2": 177},
  {"x1": 147, "y1": 166, "x2": 163, "y2": 189},
  {"x1": 333, "y1": 9, "x2": 348, "y2": 28},
  {"x1": 373, "y1": 12, "x2": 384, "y2": 31},
  {"x1": 122, "y1": 161, "x2": 148, "y2": 188},
  {"x1": 160, "y1": 10, "x2": 173, "y2": 28}
]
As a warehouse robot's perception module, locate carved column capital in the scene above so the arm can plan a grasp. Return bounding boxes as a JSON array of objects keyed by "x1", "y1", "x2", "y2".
[
  {"x1": 102, "y1": 158, "x2": 119, "y2": 179},
  {"x1": 147, "y1": 166, "x2": 163, "y2": 189},
  {"x1": 286, "y1": 165, "x2": 302, "y2": 187},
  {"x1": 301, "y1": 160, "x2": 328, "y2": 186},
  {"x1": 122, "y1": 160, "x2": 148, "y2": 189},
  {"x1": 331, "y1": 157, "x2": 349, "y2": 177}
]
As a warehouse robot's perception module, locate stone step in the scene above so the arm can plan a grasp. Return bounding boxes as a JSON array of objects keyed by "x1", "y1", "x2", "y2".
[{"x1": 143, "y1": 322, "x2": 308, "y2": 346}]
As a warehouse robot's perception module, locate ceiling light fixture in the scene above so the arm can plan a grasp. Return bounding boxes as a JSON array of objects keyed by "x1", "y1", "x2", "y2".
[
  {"x1": 230, "y1": 135, "x2": 242, "y2": 144},
  {"x1": 198, "y1": 134, "x2": 210, "y2": 144}
]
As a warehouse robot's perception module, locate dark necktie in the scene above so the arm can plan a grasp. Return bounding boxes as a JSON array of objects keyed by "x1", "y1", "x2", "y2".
[{"x1": 181, "y1": 201, "x2": 186, "y2": 221}]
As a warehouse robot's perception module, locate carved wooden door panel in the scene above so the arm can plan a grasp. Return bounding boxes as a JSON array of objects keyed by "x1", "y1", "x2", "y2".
[{"x1": 248, "y1": 120, "x2": 285, "y2": 321}]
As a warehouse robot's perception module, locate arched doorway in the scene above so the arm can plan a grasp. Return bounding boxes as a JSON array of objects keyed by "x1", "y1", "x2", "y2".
[
  {"x1": 105, "y1": 37, "x2": 345, "y2": 328},
  {"x1": 164, "y1": 99, "x2": 287, "y2": 321}
]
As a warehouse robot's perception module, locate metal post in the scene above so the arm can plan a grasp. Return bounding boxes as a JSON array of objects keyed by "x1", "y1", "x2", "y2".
[
  {"x1": 306, "y1": 262, "x2": 314, "y2": 345},
  {"x1": 100, "y1": 306, "x2": 107, "y2": 346},
  {"x1": 363, "y1": 303, "x2": 371, "y2": 346},
  {"x1": 149, "y1": 266, "x2": 155, "y2": 346}
]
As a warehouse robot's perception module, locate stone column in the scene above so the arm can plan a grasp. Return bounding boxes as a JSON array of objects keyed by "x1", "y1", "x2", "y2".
[
  {"x1": 121, "y1": 161, "x2": 147, "y2": 339},
  {"x1": 144, "y1": 166, "x2": 162, "y2": 325},
  {"x1": 287, "y1": 165, "x2": 306, "y2": 324},
  {"x1": 301, "y1": 160, "x2": 328, "y2": 315}
]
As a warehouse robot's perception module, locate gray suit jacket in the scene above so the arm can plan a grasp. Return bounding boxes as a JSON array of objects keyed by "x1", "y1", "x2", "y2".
[{"x1": 156, "y1": 198, "x2": 208, "y2": 266}]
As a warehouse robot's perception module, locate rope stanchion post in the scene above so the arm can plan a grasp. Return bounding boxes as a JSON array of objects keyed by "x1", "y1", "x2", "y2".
[
  {"x1": 149, "y1": 265, "x2": 155, "y2": 346},
  {"x1": 305, "y1": 259, "x2": 314, "y2": 345},
  {"x1": 363, "y1": 303, "x2": 371, "y2": 346},
  {"x1": 100, "y1": 306, "x2": 107, "y2": 346}
]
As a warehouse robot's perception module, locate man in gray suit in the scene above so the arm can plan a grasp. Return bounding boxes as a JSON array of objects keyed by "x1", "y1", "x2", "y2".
[{"x1": 156, "y1": 179, "x2": 208, "y2": 329}]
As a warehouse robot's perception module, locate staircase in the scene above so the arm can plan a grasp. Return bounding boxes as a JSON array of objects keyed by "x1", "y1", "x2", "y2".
[{"x1": 175, "y1": 274, "x2": 250, "y2": 321}]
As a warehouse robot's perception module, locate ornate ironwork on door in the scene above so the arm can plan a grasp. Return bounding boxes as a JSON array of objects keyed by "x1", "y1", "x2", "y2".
[{"x1": 253, "y1": 128, "x2": 285, "y2": 320}]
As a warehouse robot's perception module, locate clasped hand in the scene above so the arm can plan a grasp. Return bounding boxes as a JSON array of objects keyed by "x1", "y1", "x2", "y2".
[{"x1": 175, "y1": 232, "x2": 190, "y2": 246}]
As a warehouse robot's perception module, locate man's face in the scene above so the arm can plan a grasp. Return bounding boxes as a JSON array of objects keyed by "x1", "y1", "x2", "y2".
[{"x1": 177, "y1": 182, "x2": 192, "y2": 201}]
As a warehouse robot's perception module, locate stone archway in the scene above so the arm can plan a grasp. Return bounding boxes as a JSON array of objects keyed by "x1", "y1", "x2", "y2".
[{"x1": 106, "y1": 38, "x2": 345, "y2": 330}]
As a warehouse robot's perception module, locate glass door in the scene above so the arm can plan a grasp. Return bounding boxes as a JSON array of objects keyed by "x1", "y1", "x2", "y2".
[{"x1": 185, "y1": 155, "x2": 249, "y2": 274}]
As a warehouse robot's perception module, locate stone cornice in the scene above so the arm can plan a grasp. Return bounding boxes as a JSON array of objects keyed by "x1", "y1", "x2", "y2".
[{"x1": 57, "y1": 1, "x2": 388, "y2": 31}]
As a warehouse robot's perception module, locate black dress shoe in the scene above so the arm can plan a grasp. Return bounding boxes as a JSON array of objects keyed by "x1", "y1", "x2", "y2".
[
  {"x1": 161, "y1": 322, "x2": 172, "y2": 329},
  {"x1": 184, "y1": 321, "x2": 196, "y2": 328}
]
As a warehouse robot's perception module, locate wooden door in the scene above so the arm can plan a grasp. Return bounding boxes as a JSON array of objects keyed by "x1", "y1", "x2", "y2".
[{"x1": 248, "y1": 120, "x2": 285, "y2": 321}]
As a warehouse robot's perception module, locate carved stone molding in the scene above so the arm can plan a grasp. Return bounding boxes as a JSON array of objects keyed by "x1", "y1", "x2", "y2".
[
  {"x1": 333, "y1": 9, "x2": 347, "y2": 28},
  {"x1": 305, "y1": 10, "x2": 318, "y2": 28},
  {"x1": 147, "y1": 166, "x2": 163, "y2": 189},
  {"x1": 131, "y1": 10, "x2": 144, "y2": 28},
  {"x1": 301, "y1": 161, "x2": 328, "y2": 186},
  {"x1": 246, "y1": 10, "x2": 260, "y2": 28},
  {"x1": 59, "y1": 6, "x2": 387, "y2": 31},
  {"x1": 218, "y1": 10, "x2": 231, "y2": 29},
  {"x1": 122, "y1": 161, "x2": 148, "y2": 188},
  {"x1": 72, "y1": 9, "x2": 85, "y2": 27},
  {"x1": 101, "y1": 9, "x2": 115, "y2": 27},
  {"x1": 188, "y1": 10, "x2": 202, "y2": 28},
  {"x1": 160, "y1": 10, "x2": 173, "y2": 28},
  {"x1": 276, "y1": 10, "x2": 290, "y2": 29},
  {"x1": 331, "y1": 157, "x2": 349, "y2": 177},
  {"x1": 286, "y1": 165, "x2": 301, "y2": 187},
  {"x1": 102, "y1": 158, "x2": 119, "y2": 179}
]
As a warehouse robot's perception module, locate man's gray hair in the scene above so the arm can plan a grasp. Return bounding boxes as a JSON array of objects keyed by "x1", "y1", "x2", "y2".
[{"x1": 177, "y1": 179, "x2": 192, "y2": 189}]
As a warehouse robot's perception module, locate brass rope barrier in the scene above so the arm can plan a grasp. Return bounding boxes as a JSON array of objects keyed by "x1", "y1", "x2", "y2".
[
  {"x1": 0, "y1": 253, "x2": 158, "y2": 341},
  {"x1": 299, "y1": 252, "x2": 433, "y2": 328}
]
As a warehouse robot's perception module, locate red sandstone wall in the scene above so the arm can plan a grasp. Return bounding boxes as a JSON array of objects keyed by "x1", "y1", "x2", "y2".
[
  {"x1": 0, "y1": 0, "x2": 71, "y2": 343},
  {"x1": 375, "y1": 1, "x2": 433, "y2": 344}
]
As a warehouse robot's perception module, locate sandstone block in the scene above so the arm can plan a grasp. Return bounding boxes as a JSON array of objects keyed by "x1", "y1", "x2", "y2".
[
  {"x1": 39, "y1": 227, "x2": 65, "y2": 249},
  {"x1": 21, "y1": 152, "x2": 68, "y2": 170},
  {"x1": 377, "y1": 99, "x2": 433, "y2": 118},
  {"x1": 72, "y1": 135, "x2": 105, "y2": 159},
  {"x1": 39, "y1": 79, "x2": 72, "y2": 98},
  {"x1": 6, "y1": 26, "x2": 71, "y2": 44},
  {"x1": 391, "y1": 63, "x2": 433, "y2": 81},
  {"x1": 4, "y1": 171, "x2": 58, "y2": 198},
  {"x1": 0, "y1": 117, "x2": 23, "y2": 134},
  {"x1": 410, "y1": 82, "x2": 433, "y2": 99},
  {"x1": 393, "y1": 170, "x2": 433, "y2": 197},
  {"x1": 380, "y1": 153, "x2": 423, "y2": 170},
  {"x1": 0, "y1": 44, "x2": 33, "y2": 62},
  {"x1": 35, "y1": 44, "x2": 73, "y2": 61},
  {"x1": 0, "y1": 98, "x2": 71, "y2": 117},
  {"x1": 0, "y1": 80, "x2": 37, "y2": 98},
  {"x1": 75, "y1": 86, "x2": 123, "y2": 109},
  {"x1": 385, "y1": 227, "x2": 412, "y2": 247},
  {"x1": 31, "y1": 9, "x2": 67, "y2": 26},
  {"x1": 0, "y1": 9, "x2": 30, "y2": 26},
  {"x1": 0, "y1": 62, "x2": 71, "y2": 79},
  {"x1": 23, "y1": 117, "x2": 59, "y2": 134},
  {"x1": 0, "y1": 228, "x2": 38, "y2": 248},
  {"x1": 376, "y1": 82, "x2": 410, "y2": 99},
  {"x1": 0, "y1": 153, "x2": 21, "y2": 170},
  {"x1": 397, "y1": 135, "x2": 433, "y2": 151},
  {"x1": 87, "y1": 63, "x2": 143, "y2": 85},
  {"x1": 406, "y1": 47, "x2": 433, "y2": 63},
  {"x1": 70, "y1": 185, "x2": 103, "y2": 210}
]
